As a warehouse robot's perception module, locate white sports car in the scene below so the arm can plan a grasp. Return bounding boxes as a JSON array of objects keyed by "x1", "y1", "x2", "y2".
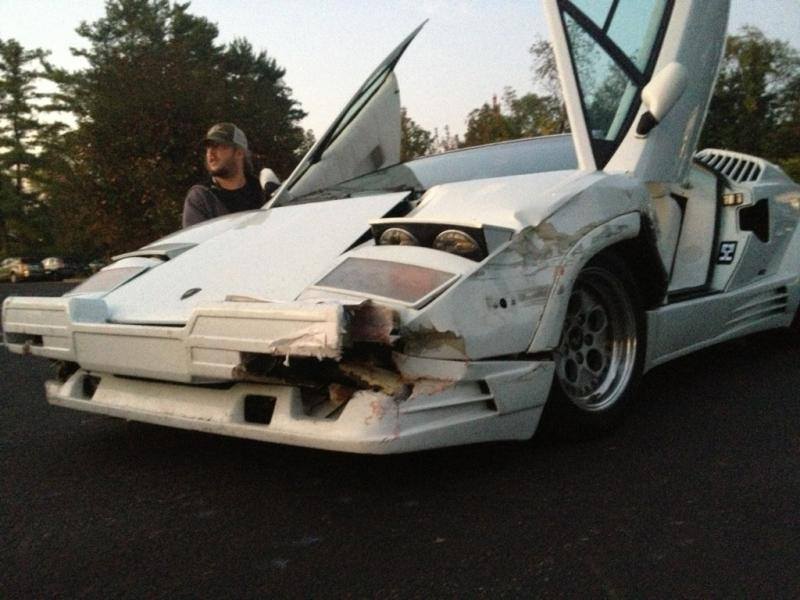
[{"x1": 4, "y1": 0, "x2": 799, "y2": 453}]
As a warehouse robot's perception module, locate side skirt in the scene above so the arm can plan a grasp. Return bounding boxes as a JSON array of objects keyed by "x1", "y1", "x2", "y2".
[{"x1": 645, "y1": 274, "x2": 799, "y2": 372}]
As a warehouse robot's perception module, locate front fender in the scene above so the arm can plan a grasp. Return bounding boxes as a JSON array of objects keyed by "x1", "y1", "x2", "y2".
[{"x1": 528, "y1": 212, "x2": 642, "y2": 352}]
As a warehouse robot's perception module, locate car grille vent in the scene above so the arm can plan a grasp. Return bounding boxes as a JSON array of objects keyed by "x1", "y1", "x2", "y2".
[
  {"x1": 695, "y1": 149, "x2": 763, "y2": 183},
  {"x1": 726, "y1": 286, "x2": 789, "y2": 329}
]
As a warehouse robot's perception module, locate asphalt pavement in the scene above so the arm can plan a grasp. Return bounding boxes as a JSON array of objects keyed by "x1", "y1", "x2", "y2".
[{"x1": 2, "y1": 281, "x2": 799, "y2": 598}]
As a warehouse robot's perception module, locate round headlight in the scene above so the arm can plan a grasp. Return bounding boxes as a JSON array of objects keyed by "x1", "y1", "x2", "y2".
[
  {"x1": 379, "y1": 227, "x2": 419, "y2": 246},
  {"x1": 433, "y1": 229, "x2": 480, "y2": 257}
]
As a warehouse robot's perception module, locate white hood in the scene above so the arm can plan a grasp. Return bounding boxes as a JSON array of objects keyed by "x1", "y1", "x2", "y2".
[
  {"x1": 103, "y1": 192, "x2": 409, "y2": 324},
  {"x1": 412, "y1": 169, "x2": 595, "y2": 231}
]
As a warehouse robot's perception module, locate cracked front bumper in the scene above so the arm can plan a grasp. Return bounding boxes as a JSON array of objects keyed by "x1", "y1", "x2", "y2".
[
  {"x1": 3, "y1": 296, "x2": 347, "y2": 383},
  {"x1": 4, "y1": 295, "x2": 555, "y2": 453},
  {"x1": 44, "y1": 367, "x2": 550, "y2": 454}
]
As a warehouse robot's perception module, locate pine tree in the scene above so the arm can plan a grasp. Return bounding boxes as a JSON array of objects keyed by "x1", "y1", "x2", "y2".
[
  {"x1": 41, "y1": 0, "x2": 308, "y2": 256},
  {"x1": 0, "y1": 39, "x2": 49, "y2": 193}
]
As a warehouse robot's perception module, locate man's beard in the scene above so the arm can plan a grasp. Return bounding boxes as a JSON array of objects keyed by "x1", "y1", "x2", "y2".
[{"x1": 207, "y1": 156, "x2": 237, "y2": 179}]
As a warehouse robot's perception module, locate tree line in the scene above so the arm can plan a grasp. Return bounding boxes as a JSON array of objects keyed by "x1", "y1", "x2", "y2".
[
  {"x1": 1, "y1": 0, "x2": 798, "y2": 259},
  {"x1": 403, "y1": 27, "x2": 800, "y2": 180},
  {"x1": 0, "y1": 0, "x2": 308, "y2": 258}
]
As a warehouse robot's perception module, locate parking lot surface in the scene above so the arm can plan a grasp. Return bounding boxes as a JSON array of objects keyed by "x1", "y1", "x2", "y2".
[{"x1": 2, "y1": 282, "x2": 799, "y2": 598}]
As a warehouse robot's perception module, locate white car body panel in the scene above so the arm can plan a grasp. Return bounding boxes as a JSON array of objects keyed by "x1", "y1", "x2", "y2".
[
  {"x1": 102, "y1": 192, "x2": 408, "y2": 324},
  {"x1": 5, "y1": 0, "x2": 800, "y2": 454}
]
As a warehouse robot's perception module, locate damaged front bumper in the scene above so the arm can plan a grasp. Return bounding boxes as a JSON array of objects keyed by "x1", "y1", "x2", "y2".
[{"x1": 3, "y1": 295, "x2": 554, "y2": 453}]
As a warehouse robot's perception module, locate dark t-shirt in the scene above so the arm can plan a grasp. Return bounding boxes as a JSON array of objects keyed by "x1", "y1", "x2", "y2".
[{"x1": 182, "y1": 176, "x2": 264, "y2": 228}]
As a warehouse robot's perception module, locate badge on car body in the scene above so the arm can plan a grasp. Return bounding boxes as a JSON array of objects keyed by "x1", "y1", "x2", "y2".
[
  {"x1": 181, "y1": 287, "x2": 201, "y2": 300},
  {"x1": 717, "y1": 241, "x2": 738, "y2": 264}
]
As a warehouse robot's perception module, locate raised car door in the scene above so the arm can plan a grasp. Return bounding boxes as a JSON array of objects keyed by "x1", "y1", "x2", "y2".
[
  {"x1": 543, "y1": 0, "x2": 729, "y2": 183},
  {"x1": 271, "y1": 23, "x2": 426, "y2": 203}
]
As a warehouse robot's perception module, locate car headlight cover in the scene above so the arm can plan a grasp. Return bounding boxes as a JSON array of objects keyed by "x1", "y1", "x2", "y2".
[
  {"x1": 378, "y1": 227, "x2": 419, "y2": 246},
  {"x1": 433, "y1": 229, "x2": 481, "y2": 258},
  {"x1": 315, "y1": 257, "x2": 456, "y2": 305},
  {"x1": 65, "y1": 266, "x2": 147, "y2": 296}
]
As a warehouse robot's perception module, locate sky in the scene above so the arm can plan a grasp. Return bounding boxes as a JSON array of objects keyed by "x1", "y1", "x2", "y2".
[{"x1": 1, "y1": 0, "x2": 798, "y2": 138}]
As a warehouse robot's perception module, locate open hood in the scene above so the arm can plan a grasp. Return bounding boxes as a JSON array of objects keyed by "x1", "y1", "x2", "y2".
[
  {"x1": 544, "y1": 0, "x2": 729, "y2": 183},
  {"x1": 271, "y1": 22, "x2": 426, "y2": 204}
]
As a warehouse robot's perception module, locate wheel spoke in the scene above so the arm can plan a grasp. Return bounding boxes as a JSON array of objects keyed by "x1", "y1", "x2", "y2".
[{"x1": 554, "y1": 265, "x2": 638, "y2": 412}]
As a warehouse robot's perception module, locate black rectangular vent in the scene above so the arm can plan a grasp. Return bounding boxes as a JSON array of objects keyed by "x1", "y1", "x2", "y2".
[{"x1": 243, "y1": 395, "x2": 276, "y2": 425}]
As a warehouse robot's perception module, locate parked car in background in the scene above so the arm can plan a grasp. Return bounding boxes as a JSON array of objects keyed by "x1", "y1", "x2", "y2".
[
  {"x1": 86, "y1": 259, "x2": 107, "y2": 275},
  {"x1": 41, "y1": 257, "x2": 82, "y2": 281},
  {"x1": 0, "y1": 257, "x2": 45, "y2": 283}
]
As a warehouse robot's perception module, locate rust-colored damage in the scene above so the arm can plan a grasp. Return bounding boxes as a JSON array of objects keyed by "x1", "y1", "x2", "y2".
[
  {"x1": 228, "y1": 301, "x2": 462, "y2": 411},
  {"x1": 346, "y1": 301, "x2": 396, "y2": 344},
  {"x1": 339, "y1": 361, "x2": 406, "y2": 395},
  {"x1": 407, "y1": 378, "x2": 456, "y2": 400},
  {"x1": 401, "y1": 328, "x2": 467, "y2": 358},
  {"x1": 329, "y1": 382, "x2": 355, "y2": 405}
]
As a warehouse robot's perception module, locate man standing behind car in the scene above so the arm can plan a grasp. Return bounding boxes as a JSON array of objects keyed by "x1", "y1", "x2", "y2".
[{"x1": 182, "y1": 123, "x2": 266, "y2": 227}]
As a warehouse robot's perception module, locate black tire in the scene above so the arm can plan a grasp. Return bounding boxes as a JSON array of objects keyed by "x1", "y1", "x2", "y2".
[{"x1": 543, "y1": 252, "x2": 646, "y2": 439}]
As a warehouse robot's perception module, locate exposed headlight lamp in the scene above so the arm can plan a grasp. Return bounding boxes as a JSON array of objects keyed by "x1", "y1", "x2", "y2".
[
  {"x1": 433, "y1": 229, "x2": 480, "y2": 258},
  {"x1": 372, "y1": 221, "x2": 507, "y2": 262},
  {"x1": 379, "y1": 227, "x2": 420, "y2": 246}
]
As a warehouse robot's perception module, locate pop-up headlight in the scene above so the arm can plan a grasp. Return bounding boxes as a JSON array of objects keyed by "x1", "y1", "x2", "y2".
[
  {"x1": 65, "y1": 257, "x2": 162, "y2": 296},
  {"x1": 378, "y1": 227, "x2": 420, "y2": 246},
  {"x1": 315, "y1": 257, "x2": 457, "y2": 305},
  {"x1": 433, "y1": 229, "x2": 481, "y2": 259},
  {"x1": 373, "y1": 221, "x2": 505, "y2": 261}
]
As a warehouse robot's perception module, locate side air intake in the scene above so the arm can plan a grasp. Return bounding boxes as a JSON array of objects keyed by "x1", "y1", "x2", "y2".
[
  {"x1": 695, "y1": 149, "x2": 764, "y2": 183},
  {"x1": 725, "y1": 287, "x2": 789, "y2": 329}
]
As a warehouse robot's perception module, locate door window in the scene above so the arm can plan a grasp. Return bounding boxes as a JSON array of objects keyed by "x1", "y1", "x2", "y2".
[{"x1": 559, "y1": 0, "x2": 672, "y2": 166}]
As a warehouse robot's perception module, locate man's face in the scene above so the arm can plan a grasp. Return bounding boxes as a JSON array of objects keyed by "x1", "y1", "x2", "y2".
[{"x1": 205, "y1": 142, "x2": 242, "y2": 178}]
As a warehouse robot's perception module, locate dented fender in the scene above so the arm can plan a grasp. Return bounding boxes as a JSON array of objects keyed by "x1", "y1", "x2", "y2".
[
  {"x1": 528, "y1": 212, "x2": 642, "y2": 352},
  {"x1": 400, "y1": 175, "x2": 654, "y2": 360}
]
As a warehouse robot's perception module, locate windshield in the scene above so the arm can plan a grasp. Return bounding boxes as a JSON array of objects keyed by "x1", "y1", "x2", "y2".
[{"x1": 291, "y1": 134, "x2": 577, "y2": 203}]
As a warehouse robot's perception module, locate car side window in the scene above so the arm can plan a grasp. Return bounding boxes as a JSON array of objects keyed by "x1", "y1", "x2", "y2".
[{"x1": 557, "y1": 0, "x2": 672, "y2": 167}]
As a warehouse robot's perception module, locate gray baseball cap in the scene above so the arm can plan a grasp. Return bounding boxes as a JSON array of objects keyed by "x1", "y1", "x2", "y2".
[{"x1": 204, "y1": 122, "x2": 248, "y2": 151}]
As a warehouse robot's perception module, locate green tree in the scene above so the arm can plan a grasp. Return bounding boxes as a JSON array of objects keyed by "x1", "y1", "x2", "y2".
[
  {"x1": 41, "y1": 0, "x2": 308, "y2": 256},
  {"x1": 400, "y1": 107, "x2": 433, "y2": 161},
  {"x1": 462, "y1": 88, "x2": 566, "y2": 148},
  {"x1": 0, "y1": 39, "x2": 49, "y2": 193},
  {"x1": 504, "y1": 87, "x2": 566, "y2": 137},
  {"x1": 529, "y1": 37, "x2": 569, "y2": 133},
  {"x1": 218, "y1": 38, "x2": 307, "y2": 176},
  {"x1": 700, "y1": 27, "x2": 800, "y2": 180},
  {"x1": 0, "y1": 38, "x2": 57, "y2": 255},
  {"x1": 430, "y1": 125, "x2": 460, "y2": 154},
  {"x1": 462, "y1": 95, "x2": 515, "y2": 147},
  {"x1": 295, "y1": 129, "x2": 316, "y2": 158}
]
